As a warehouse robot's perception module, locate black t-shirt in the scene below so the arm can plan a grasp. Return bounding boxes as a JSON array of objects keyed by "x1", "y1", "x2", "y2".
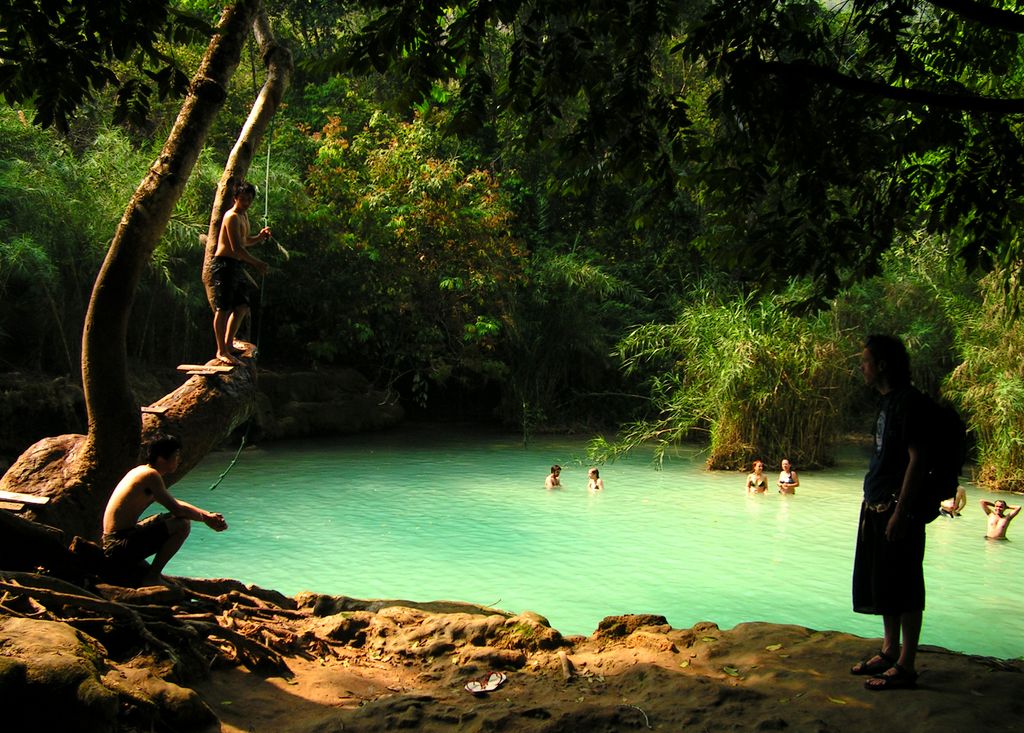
[{"x1": 862, "y1": 385, "x2": 928, "y2": 504}]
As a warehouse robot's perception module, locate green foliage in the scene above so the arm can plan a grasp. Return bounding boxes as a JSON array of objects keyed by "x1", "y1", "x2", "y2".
[
  {"x1": 831, "y1": 232, "x2": 977, "y2": 401},
  {"x1": 301, "y1": 109, "x2": 525, "y2": 392},
  {"x1": 591, "y1": 278, "x2": 847, "y2": 469},
  {"x1": 337, "y1": 0, "x2": 1024, "y2": 296},
  {"x1": 945, "y1": 275, "x2": 1024, "y2": 491},
  {"x1": 0, "y1": 0, "x2": 209, "y2": 131},
  {"x1": 0, "y1": 107, "x2": 224, "y2": 371},
  {"x1": 8, "y1": 0, "x2": 1024, "y2": 483},
  {"x1": 498, "y1": 249, "x2": 648, "y2": 427},
  {"x1": 341, "y1": 0, "x2": 698, "y2": 191},
  {"x1": 685, "y1": 0, "x2": 1024, "y2": 290},
  {"x1": 0, "y1": 109, "x2": 115, "y2": 371}
]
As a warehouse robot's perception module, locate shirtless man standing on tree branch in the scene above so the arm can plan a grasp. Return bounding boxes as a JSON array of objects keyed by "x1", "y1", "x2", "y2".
[{"x1": 211, "y1": 180, "x2": 271, "y2": 365}]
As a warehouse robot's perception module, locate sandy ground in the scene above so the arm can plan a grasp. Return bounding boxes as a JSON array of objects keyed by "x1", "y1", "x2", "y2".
[{"x1": 192, "y1": 614, "x2": 1024, "y2": 733}]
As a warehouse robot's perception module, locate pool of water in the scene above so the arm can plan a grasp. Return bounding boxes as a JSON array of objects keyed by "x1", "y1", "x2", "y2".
[{"x1": 167, "y1": 424, "x2": 1023, "y2": 659}]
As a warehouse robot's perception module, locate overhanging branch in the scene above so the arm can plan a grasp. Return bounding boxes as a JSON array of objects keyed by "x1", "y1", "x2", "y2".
[
  {"x1": 925, "y1": 0, "x2": 1024, "y2": 35},
  {"x1": 744, "y1": 59, "x2": 1024, "y2": 114}
]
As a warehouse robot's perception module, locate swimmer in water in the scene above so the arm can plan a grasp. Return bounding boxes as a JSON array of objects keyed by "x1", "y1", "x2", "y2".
[
  {"x1": 746, "y1": 460, "x2": 768, "y2": 494},
  {"x1": 981, "y1": 499, "x2": 1020, "y2": 540}
]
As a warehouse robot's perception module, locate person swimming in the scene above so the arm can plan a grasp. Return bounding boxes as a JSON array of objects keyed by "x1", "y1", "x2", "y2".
[
  {"x1": 746, "y1": 460, "x2": 768, "y2": 494},
  {"x1": 587, "y1": 467, "x2": 604, "y2": 492},
  {"x1": 778, "y1": 458, "x2": 799, "y2": 495},
  {"x1": 981, "y1": 499, "x2": 1020, "y2": 540}
]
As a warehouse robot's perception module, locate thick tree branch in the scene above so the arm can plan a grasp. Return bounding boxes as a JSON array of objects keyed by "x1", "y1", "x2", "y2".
[
  {"x1": 1, "y1": 2, "x2": 264, "y2": 542},
  {"x1": 81, "y1": 0, "x2": 261, "y2": 491},
  {"x1": 745, "y1": 59, "x2": 1024, "y2": 114},
  {"x1": 925, "y1": 0, "x2": 1024, "y2": 35},
  {"x1": 202, "y1": 7, "x2": 294, "y2": 309}
]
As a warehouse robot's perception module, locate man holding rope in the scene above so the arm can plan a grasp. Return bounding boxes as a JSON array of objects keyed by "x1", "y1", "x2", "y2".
[{"x1": 211, "y1": 180, "x2": 271, "y2": 365}]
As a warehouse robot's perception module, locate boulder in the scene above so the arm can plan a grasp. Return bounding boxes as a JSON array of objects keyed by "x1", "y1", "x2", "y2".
[{"x1": 0, "y1": 616, "x2": 118, "y2": 732}]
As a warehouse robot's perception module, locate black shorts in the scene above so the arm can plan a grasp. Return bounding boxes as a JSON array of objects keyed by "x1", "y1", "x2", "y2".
[
  {"x1": 211, "y1": 255, "x2": 251, "y2": 311},
  {"x1": 852, "y1": 502, "x2": 926, "y2": 615},
  {"x1": 102, "y1": 513, "x2": 173, "y2": 565}
]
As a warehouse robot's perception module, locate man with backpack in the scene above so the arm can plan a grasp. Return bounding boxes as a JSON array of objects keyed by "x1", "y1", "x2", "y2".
[{"x1": 850, "y1": 334, "x2": 929, "y2": 691}]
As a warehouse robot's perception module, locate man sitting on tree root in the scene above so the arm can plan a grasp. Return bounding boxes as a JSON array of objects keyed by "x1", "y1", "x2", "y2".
[{"x1": 102, "y1": 434, "x2": 227, "y2": 586}]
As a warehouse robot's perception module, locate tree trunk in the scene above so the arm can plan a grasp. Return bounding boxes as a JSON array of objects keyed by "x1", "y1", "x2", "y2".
[
  {"x1": 202, "y1": 7, "x2": 294, "y2": 308},
  {"x1": 0, "y1": 1, "x2": 263, "y2": 541}
]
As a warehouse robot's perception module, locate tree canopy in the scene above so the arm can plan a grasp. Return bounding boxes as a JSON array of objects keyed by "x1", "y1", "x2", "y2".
[
  {"x1": 5, "y1": 1, "x2": 1024, "y2": 486},
  {"x1": 336, "y1": 0, "x2": 1024, "y2": 291},
  {"x1": 0, "y1": 0, "x2": 208, "y2": 131}
]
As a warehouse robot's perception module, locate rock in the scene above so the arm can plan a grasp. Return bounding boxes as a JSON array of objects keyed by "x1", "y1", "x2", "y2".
[
  {"x1": 0, "y1": 374, "x2": 85, "y2": 459},
  {"x1": 0, "y1": 366, "x2": 403, "y2": 469},
  {"x1": 312, "y1": 613, "x2": 373, "y2": 646},
  {"x1": 593, "y1": 614, "x2": 670, "y2": 639},
  {"x1": 352, "y1": 694, "x2": 435, "y2": 731},
  {"x1": 0, "y1": 616, "x2": 118, "y2": 732},
  {"x1": 0, "y1": 615, "x2": 219, "y2": 732},
  {"x1": 458, "y1": 646, "x2": 527, "y2": 669},
  {"x1": 626, "y1": 629, "x2": 678, "y2": 653},
  {"x1": 297, "y1": 592, "x2": 508, "y2": 619},
  {"x1": 498, "y1": 612, "x2": 564, "y2": 651},
  {"x1": 252, "y1": 368, "x2": 404, "y2": 441},
  {"x1": 102, "y1": 664, "x2": 216, "y2": 731}
]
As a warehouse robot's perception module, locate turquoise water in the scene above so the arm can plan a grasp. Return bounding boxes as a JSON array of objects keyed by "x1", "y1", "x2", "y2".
[{"x1": 167, "y1": 425, "x2": 1023, "y2": 660}]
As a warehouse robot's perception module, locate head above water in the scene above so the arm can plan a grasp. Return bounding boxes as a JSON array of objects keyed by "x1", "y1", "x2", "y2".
[
  {"x1": 752, "y1": 460, "x2": 764, "y2": 471},
  {"x1": 550, "y1": 465, "x2": 561, "y2": 474},
  {"x1": 588, "y1": 467, "x2": 600, "y2": 479}
]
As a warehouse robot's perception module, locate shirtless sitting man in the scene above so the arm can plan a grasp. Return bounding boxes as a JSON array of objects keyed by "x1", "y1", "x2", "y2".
[
  {"x1": 545, "y1": 465, "x2": 562, "y2": 489},
  {"x1": 102, "y1": 434, "x2": 227, "y2": 585},
  {"x1": 980, "y1": 498, "x2": 1021, "y2": 540}
]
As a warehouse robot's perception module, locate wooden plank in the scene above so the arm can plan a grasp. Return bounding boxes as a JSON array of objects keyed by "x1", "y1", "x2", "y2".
[
  {"x1": 0, "y1": 489, "x2": 50, "y2": 505},
  {"x1": 0, "y1": 501, "x2": 25, "y2": 511},
  {"x1": 141, "y1": 405, "x2": 167, "y2": 414},
  {"x1": 177, "y1": 363, "x2": 234, "y2": 373}
]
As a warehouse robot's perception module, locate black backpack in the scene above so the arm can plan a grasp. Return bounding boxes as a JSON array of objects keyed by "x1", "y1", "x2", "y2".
[{"x1": 914, "y1": 395, "x2": 968, "y2": 523}]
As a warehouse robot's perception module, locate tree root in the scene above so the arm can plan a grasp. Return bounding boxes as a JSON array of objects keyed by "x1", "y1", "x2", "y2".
[{"x1": 0, "y1": 570, "x2": 302, "y2": 680}]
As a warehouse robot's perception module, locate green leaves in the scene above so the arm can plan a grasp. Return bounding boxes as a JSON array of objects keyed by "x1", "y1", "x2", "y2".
[
  {"x1": 593, "y1": 277, "x2": 847, "y2": 469},
  {"x1": 339, "y1": 0, "x2": 697, "y2": 192},
  {"x1": 305, "y1": 108, "x2": 524, "y2": 393},
  {"x1": 686, "y1": 0, "x2": 1024, "y2": 290},
  {"x1": 0, "y1": 0, "x2": 209, "y2": 132}
]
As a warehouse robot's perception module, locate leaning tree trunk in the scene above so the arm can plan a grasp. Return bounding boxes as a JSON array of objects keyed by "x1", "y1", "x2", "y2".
[
  {"x1": 0, "y1": 0, "x2": 263, "y2": 541},
  {"x1": 202, "y1": 7, "x2": 294, "y2": 309}
]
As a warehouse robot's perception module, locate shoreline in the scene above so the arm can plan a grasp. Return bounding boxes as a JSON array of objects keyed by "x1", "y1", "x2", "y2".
[
  {"x1": 199, "y1": 594, "x2": 1024, "y2": 733},
  {"x1": 4, "y1": 577, "x2": 1022, "y2": 732}
]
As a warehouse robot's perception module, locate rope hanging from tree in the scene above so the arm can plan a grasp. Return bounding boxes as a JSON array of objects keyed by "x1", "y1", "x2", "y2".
[{"x1": 207, "y1": 82, "x2": 282, "y2": 493}]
